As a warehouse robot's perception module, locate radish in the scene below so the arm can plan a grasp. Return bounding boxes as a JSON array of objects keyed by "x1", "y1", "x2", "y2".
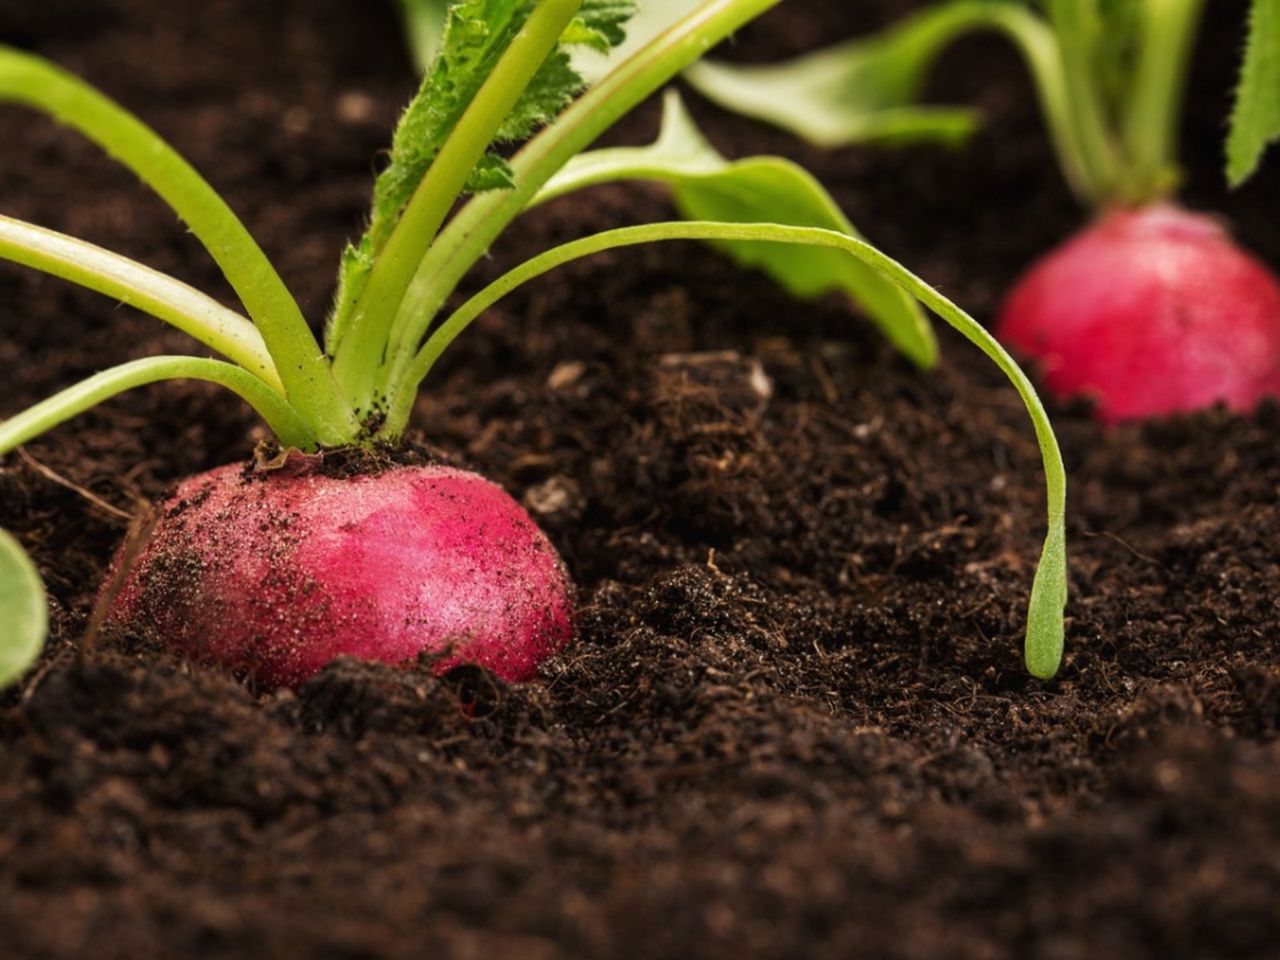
[
  {"x1": 997, "y1": 205, "x2": 1280, "y2": 423},
  {"x1": 107, "y1": 457, "x2": 573, "y2": 687},
  {"x1": 0, "y1": 0, "x2": 1072, "y2": 685},
  {"x1": 989, "y1": 0, "x2": 1280, "y2": 421},
  {"x1": 687, "y1": 0, "x2": 1280, "y2": 423}
]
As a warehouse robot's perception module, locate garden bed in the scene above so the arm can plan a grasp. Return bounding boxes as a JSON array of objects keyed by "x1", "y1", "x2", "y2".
[{"x1": 1, "y1": 0, "x2": 1278, "y2": 957}]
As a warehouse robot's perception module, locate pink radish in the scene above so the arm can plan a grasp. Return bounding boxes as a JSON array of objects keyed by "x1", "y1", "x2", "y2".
[
  {"x1": 686, "y1": 3, "x2": 1280, "y2": 425},
  {"x1": 105, "y1": 455, "x2": 574, "y2": 689},
  {"x1": 997, "y1": 204, "x2": 1280, "y2": 424}
]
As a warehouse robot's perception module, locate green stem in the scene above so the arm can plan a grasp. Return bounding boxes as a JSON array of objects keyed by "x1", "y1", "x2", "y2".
[
  {"x1": 530, "y1": 4, "x2": 1088, "y2": 208},
  {"x1": 382, "y1": 0, "x2": 785, "y2": 383},
  {"x1": 1045, "y1": 0, "x2": 1124, "y2": 204},
  {"x1": 0, "y1": 47, "x2": 356, "y2": 443},
  {"x1": 331, "y1": 0, "x2": 583, "y2": 409},
  {"x1": 0, "y1": 357, "x2": 316, "y2": 453},
  {"x1": 381, "y1": 221, "x2": 1067, "y2": 678},
  {"x1": 681, "y1": 1, "x2": 1088, "y2": 198},
  {"x1": 1121, "y1": 0, "x2": 1206, "y2": 202},
  {"x1": 0, "y1": 214, "x2": 282, "y2": 390},
  {"x1": 967, "y1": 3, "x2": 1093, "y2": 204}
]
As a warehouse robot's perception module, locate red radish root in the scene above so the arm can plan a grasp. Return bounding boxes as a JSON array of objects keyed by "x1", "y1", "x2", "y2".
[
  {"x1": 105, "y1": 456, "x2": 574, "y2": 688},
  {"x1": 997, "y1": 204, "x2": 1280, "y2": 424}
]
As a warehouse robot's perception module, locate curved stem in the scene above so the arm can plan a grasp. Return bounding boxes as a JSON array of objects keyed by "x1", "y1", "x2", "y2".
[
  {"x1": 381, "y1": 221, "x2": 1068, "y2": 678},
  {"x1": 1045, "y1": 0, "x2": 1124, "y2": 204},
  {"x1": 0, "y1": 357, "x2": 316, "y2": 453},
  {"x1": 0, "y1": 214, "x2": 282, "y2": 390},
  {"x1": 1122, "y1": 0, "x2": 1205, "y2": 202},
  {"x1": 385, "y1": 0, "x2": 785, "y2": 365},
  {"x1": 968, "y1": 3, "x2": 1095, "y2": 204},
  {"x1": 0, "y1": 46, "x2": 356, "y2": 442},
  {"x1": 0, "y1": 527, "x2": 46, "y2": 689},
  {"x1": 331, "y1": 0, "x2": 583, "y2": 410}
]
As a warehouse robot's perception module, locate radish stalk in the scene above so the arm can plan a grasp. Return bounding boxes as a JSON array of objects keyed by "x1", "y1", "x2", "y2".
[
  {"x1": 0, "y1": 215, "x2": 282, "y2": 390},
  {"x1": 331, "y1": 0, "x2": 583, "y2": 407},
  {"x1": 0, "y1": 48, "x2": 355, "y2": 443}
]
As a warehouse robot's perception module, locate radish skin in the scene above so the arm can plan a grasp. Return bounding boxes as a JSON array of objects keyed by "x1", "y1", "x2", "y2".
[
  {"x1": 997, "y1": 204, "x2": 1280, "y2": 424},
  {"x1": 105, "y1": 456, "x2": 574, "y2": 688}
]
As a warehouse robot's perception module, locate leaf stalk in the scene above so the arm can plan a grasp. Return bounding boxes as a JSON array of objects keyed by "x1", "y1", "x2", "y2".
[{"x1": 331, "y1": 0, "x2": 584, "y2": 410}]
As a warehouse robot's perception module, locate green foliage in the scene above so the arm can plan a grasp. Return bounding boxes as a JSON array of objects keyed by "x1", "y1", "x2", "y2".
[
  {"x1": 327, "y1": 0, "x2": 632, "y2": 353},
  {"x1": 684, "y1": 4, "x2": 985, "y2": 148},
  {"x1": 0, "y1": 528, "x2": 46, "y2": 689},
  {"x1": 539, "y1": 92, "x2": 937, "y2": 365},
  {"x1": 568, "y1": 0, "x2": 635, "y2": 51},
  {"x1": 396, "y1": 0, "x2": 631, "y2": 72},
  {"x1": 686, "y1": 0, "x2": 1217, "y2": 208},
  {"x1": 395, "y1": 0, "x2": 448, "y2": 71},
  {"x1": 1227, "y1": 0, "x2": 1280, "y2": 186}
]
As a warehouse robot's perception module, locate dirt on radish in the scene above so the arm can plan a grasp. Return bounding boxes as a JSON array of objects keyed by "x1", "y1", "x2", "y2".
[
  {"x1": 103, "y1": 449, "x2": 575, "y2": 688},
  {"x1": 2, "y1": 1, "x2": 1279, "y2": 958}
]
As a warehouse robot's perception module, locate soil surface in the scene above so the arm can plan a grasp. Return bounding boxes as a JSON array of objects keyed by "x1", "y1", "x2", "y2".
[{"x1": 3, "y1": 1, "x2": 1279, "y2": 957}]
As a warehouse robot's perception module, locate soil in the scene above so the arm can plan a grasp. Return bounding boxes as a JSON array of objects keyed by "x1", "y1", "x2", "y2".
[{"x1": 2, "y1": 1, "x2": 1279, "y2": 957}]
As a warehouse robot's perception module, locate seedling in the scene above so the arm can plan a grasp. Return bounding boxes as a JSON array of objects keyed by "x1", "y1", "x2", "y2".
[
  {"x1": 0, "y1": 0, "x2": 1068, "y2": 688},
  {"x1": 687, "y1": 0, "x2": 1280, "y2": 424}
]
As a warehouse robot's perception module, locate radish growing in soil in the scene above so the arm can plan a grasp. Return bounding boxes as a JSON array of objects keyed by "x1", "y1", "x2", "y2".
[
  {"x1": 0, "y1": 0, "x2": 1070, "y2": 688},
  {"x1": 686, "y1": 0, "x2": 1280, "y2": 424}
]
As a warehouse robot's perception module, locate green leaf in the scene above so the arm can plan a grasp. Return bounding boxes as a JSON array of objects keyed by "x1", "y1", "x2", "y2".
[
  {"x1": 0, "y1": 212, "x2": 283, "y2": 391},
  {"x1": 331, "y1": 0, "x2": 588, "y2": 405},
  {"x1": 0, "y1": 528, "x2": 46, "y2": 689},
  {"x1": 0, "y1": 357, "x2": 317, "y2": 455},
  {"x1": 327, "y1": 0, "x2": 633, "y2": 355},
  {"x1": 395, "y1": 0, "x2": 449, "y2": 71},
  {"x1": 571, "y1": 0, "x2": 670, "y2": 83},
  {"x1": 537, "y1": 91, "x2": 937, "y2": 366},
  {"x1": 1228, "y1": 0, "x2": 1280, "y2": 187},
  {"x1": 676, "y1": 3, "x2": 1110, "y2": 202},
  {"x1": 0, "y1": 47, "x2": 356, "y2": 444},
  {"x1": 386, "y1": 0, "x2": 786, "y2": 370},
  {"x1": 683, "y1": 4, "x2": 988, "y2": 149},
  {"x1": 568, "y1": 0, "x2": 635, "y2": 52},
  {"x1": 399, "y1": 0, "x2": 633, "y2": 73}
]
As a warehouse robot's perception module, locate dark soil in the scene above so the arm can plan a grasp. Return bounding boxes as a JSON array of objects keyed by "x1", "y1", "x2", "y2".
[{"x1": 3, "y1": 1, "x2": 1279, "y2": 957}]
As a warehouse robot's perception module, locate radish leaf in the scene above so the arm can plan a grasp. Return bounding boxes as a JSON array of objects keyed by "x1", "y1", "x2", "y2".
[
  {"x1": 328, "y1": 0, "x2": 634, "y2": 354},
  {"x1": 0, "y1": 358, "x2": 317, "y2": 455},
  {"x1": 0, "y1": 529, "x2": 46, "y2": 689},
  {"x1": 538, "y1": 91, "x2": 937, "y2": 366},
  {"x1": 399, "y1": 0, "x2": 634, "y2": 74},
  {"x1": 0, "y1": 213, "x2": 282, "y2": 390},
  {"x1": 683, "y1": 5, "x2": 984, "y2": 148},
  {"x1": 395, "y1": 0, "x2": 448, "y2": 72},
  {"x1": 1227, "y1": 0, "x2": 1280, "y2": 187}
]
